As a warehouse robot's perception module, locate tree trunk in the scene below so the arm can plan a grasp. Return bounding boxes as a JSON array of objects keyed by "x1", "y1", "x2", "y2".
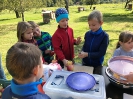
[
  {"x1": 21, "y1": 12, "x2": 24, "y2": 21},
  {"x1": 90, "y1": 0, "x2": 94, "y2": 9},
  {"x1": 65, "y1": 0, "x2": 69, "y2": 13},
  {"x1": 15, "y1": 10, "x2": 20, "y2": 18},
  {"x1": 90, "y1": 5, "x2": 92, "y2": 9},
  {"x1": 125, "y1": 0, "x2": 131, "y2": 8}
]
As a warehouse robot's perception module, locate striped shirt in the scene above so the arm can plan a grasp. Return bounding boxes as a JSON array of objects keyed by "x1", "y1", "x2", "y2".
[{"x1": 35, "y1": 31, "x2": 53, "y2": 63}]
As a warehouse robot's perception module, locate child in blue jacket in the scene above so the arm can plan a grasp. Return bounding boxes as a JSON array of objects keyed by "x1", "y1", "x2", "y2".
[
  {"x1": 78, "y1": 10, "x2": 109, "y2": 74},
  {"x1": 2, "y1": 42, "x2": 50, "y2": 99}
]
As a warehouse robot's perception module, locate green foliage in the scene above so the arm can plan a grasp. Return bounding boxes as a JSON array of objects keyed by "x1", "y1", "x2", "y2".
[
  {"x1": 46, "y1": 0, "x2": 54, "y2": 7},
  {"x1": 0, "y1": 0, "x2": 5, "y2": 11},
  {"x1": 85, "y1": 0, "x2": 100, "y2": 5},
  {"x1": 6, "y1": 0, "x2": 42, "y2": 12},
  {"x1": 1, "y1": 0, "x2": 130, "y2": 19}
]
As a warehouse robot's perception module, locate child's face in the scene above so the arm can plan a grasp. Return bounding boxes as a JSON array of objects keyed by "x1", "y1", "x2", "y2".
[
  {"x1": 59, "y1": 18, "x2": 68, "y2": 28},
  {"x1": 120, "y1": 38, "x2": 133, "y2": 52},
  {"x1": 88, "y1": 19, "x2": 103, "y2": 32},
  {"x1": 22, "y1": 28, "x2": 33, "y2": 40},
  {"x1": 33, "y1": 27, "x2": 41, "y2": 37}
]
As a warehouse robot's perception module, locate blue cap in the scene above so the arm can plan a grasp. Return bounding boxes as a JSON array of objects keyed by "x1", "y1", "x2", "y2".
[{"x1": 55, "y1": 8, "x2": 69, "y2": 23}]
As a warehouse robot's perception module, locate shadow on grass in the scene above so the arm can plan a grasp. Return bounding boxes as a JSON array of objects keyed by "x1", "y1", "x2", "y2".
[
  {"x1": 0, "y1": 18, "x2": 16, "y2": 22},
  {"x1": 103, "y1": 13, "x2": 133, "y2": 23},
  {"x1": 38, "y1": 22, "x2": 45, "y2": 26},
  {"x1": 37, "y1": 21, "x2": 54, "y2": 26},
  {"x1": 74, "y1": 15, "x2": 88, "y2": 23},
  {"x1": 75, "y1": 11, "x2": 133, "y2": 23},
  {"x1": 0, "y1": 24, "x2": 16, "y2": 36},
  {"x1": 104, "y1": 29, "x2": 121, "y2": 35}
]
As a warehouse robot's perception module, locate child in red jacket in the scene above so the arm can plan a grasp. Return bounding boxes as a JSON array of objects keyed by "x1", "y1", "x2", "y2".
[{"x1": 52, "y1": 8, "x2": 81, "y2": 68}]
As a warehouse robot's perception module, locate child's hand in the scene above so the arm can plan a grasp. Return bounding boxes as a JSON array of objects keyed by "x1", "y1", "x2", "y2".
[
  {"x1": 122, "y1": 72, "x2": 133, "y2": 83},
  {"x1": 50, "y1": 51, "x2": 54, "y2": 56},
  {"x1": 76, "y1": 37, "x2": 82, "y2": 45},
  {"x1": 62, "y1": 59, "x2": 69, "y2": 67},
  {"x1": 78, "y1": 51, "x2": 88, "y2": 58},
  {"x1": 45, "y1": 50, "x2": 52, "y2": 54}
]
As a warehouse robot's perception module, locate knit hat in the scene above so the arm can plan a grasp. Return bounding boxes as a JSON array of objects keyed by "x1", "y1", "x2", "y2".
[{"x1": 55, "y1": 8, "x2": 69, "y2": 23}]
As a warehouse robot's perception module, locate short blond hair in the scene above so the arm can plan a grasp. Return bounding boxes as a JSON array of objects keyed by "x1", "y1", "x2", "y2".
[{"x1": 88, "y1": 10, "x2": 103, "y2": 23}]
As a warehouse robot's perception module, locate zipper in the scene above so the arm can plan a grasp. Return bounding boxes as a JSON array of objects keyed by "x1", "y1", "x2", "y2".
[
  {"x1": 89, "y1": 35, "x2": 95, "y2": 65},
  {"x1": 66, "y1": 30, "x2": 72, "y2": 60}
]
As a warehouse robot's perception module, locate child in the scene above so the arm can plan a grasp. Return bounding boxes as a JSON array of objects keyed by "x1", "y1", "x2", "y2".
[
  {"x1": 78, "y1": 10, "x2": 109, "y2": 74},
  {"x1": 17, "y1": 21, "x2": 46, "y2": 63},
  {"x1": 113, "y1": 31, "x2": 133, "y2": 57},
  {"x1": 28, "y1": 21, "x2": 54, "y2": 64},
  {"x1": 17, "y1": 21, "x2": 37, "y2": 46},
  {"x1": 52, "y1": 8, "x2": 81, "y2": 68},
  {"x1": 2, "y1": 42, "x2": 50, "y2": 99}
]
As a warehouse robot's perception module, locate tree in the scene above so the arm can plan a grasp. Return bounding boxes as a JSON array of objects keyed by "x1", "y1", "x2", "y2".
[
  {"x1": 54, "y1": 0, "x2": 65, "y2": 7},
  {"x1": 4, "y1": 0, "x2": 45, "y2": 21},
  {"x1": 68, "y1": 0, "x2": 74, "y2": 6},
  {"x1": 124, "y1": 0, "x2": 133, "y2": 8},
  {"x1": 65, "y1": 0, "x2": 69, "y2": 13},
  {"x1": 90, "y1": 0, "x2": 94, "y2": 9},
  {"x1": 85, "y1": 0, "x2": 95, "y2": 9},
  {"x1": 0, "y1": 0, "x2": 5, "y2": 12},
  {"x1": 46, "y1": 0, "x2": 54, "y2": 7},
  {"x1": 85, "y1": 0, "x2": 100, "y2": 9},
  {"x1": 5, "y1": 0, "x2": 20, "y2": 18}
]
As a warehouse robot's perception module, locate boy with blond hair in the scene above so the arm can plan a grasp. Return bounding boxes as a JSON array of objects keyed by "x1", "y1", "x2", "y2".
[
  {"x1": 28, "y1": 21, "x2": 54, "y2": 64},
  {"x1": 78, "y1": 10, "x2": 109, "y2": 74}
]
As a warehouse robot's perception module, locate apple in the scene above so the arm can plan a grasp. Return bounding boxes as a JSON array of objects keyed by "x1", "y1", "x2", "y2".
[{"x1": 67, "y1": 65, "x2": 74, "y2": 71}]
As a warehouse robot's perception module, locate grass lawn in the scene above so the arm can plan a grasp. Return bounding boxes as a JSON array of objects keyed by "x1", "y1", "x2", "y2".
[{"x1": 0, "y1": 3, "x2": 133, "y2": 80}]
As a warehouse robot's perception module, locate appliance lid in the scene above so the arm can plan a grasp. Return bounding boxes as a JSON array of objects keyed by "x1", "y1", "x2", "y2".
[
  {"x1": 66, "y1": 72, "x2": 96, "y2": 91},
  {"x1": 108, "y1": 56, "x2": 133, "y2": 76},
  {"x1": 106, "y1": 67, "x2": 133, "y2": 86}
]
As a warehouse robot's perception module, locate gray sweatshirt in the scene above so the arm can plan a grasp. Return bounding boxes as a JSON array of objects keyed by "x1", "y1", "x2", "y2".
[{"x1": 113, "y1": 47, "x2": 133, "y2": 57}]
